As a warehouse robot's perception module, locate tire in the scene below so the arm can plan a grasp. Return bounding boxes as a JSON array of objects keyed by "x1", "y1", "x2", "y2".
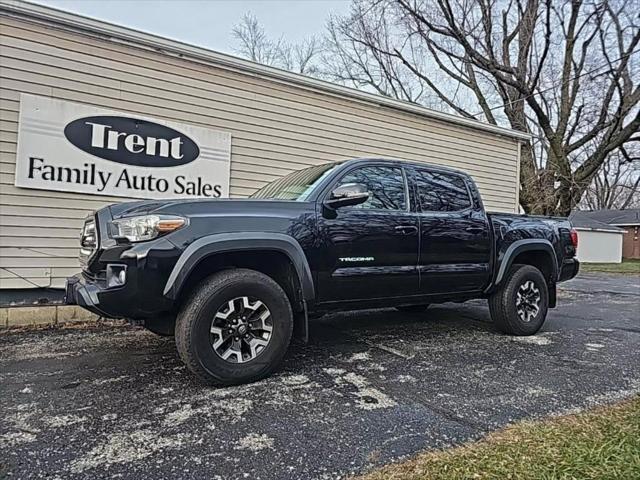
[
  {"x1": 175, "y1": 268, "x2": 293, "y2": 386},
  {"x1": 489, "y1": 264, "x2": 549, "y2": 336},
  {"x1": 395, "y1": 304, "x2": 430, "y2": 313}
]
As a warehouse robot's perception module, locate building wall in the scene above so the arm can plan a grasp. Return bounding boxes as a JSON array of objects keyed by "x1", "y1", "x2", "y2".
[
  {"x1": 0, "y1": 13, "x2": 521, "y2": 289},
  {"x1": 621, "y1": 226, "x2": 640, "y2": 259},
  {"x1": 575, "y1": 229, "x2": 624, "y2": 263}
]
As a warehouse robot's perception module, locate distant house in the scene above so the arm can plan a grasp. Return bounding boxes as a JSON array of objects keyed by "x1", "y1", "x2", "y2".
[{"x1": 569, "y1": 209, "x2": 640, "y2": 262}]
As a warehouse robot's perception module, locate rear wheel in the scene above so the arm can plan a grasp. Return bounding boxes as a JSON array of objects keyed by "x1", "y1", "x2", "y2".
[
  {"x1": 175, "y1": 269, "x2": 293, "y2": 385},
  {"x1": 395, "y1": 304, "x2": 430, "y2": 313},
  {"x1": 489, "y1": 264, "x2": 549, "y2": 335}
]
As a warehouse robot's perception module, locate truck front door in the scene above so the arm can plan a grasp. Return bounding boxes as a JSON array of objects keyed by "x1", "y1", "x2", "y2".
[{"x1": 315, "y1": 164, "x2": 420, "y2": 302}]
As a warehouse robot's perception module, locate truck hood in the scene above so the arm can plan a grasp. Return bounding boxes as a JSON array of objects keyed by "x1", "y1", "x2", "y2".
[{"x1": 108, "y1": 198, "x2": 313, "y2": 220}]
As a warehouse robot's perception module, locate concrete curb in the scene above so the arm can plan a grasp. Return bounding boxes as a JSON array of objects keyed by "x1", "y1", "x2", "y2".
[{"x1": 0, "y1": 305, "x2": 99, "y2": 329}]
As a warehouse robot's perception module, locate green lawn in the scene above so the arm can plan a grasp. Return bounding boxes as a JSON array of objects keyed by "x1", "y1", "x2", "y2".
[
  {"x1": 581, "y1": 258, "x2": 640, "y2": 275},
  {"x1": 357, "y1": 396, "x2": 640, "y2": 480}
]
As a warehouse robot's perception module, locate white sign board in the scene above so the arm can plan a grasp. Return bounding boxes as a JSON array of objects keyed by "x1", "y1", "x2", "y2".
[{"x1": 15, "y1": 94, "x2": 231, "y2": 199}]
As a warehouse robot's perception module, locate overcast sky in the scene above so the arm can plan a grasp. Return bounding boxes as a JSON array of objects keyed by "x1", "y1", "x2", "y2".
[{"x1": 32, "y1": 0, "x2": 351, "y2": 55}]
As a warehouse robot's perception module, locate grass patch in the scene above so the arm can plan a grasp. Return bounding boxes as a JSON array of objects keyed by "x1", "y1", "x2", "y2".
[
  {"x1": 581, "y1": 259, "x2": 640, "y2": 275},
  {"x1": 357, "y1": 396, "x2": 640, "y2": 480}
]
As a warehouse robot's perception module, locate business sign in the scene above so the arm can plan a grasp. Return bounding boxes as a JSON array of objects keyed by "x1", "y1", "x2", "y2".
[{"x1": 15, "y1": 94, "x2": 231, "y2": 199}]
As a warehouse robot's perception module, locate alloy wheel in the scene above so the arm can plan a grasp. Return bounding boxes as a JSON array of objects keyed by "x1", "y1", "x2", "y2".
[
  {"x1": 210, "y1": 296, "x2": 273, "y2": 363},
  {"x1": 515, "y1": 280, "x2": 541, "y2": 323}
]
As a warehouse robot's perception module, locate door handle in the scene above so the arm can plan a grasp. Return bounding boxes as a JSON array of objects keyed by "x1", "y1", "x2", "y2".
[
  {"x1": 395, "y1": 225, "x2": 418, "y2": 235},
  {"x1": 466, "y1": 226, "x2": 485, "y2": 234}
]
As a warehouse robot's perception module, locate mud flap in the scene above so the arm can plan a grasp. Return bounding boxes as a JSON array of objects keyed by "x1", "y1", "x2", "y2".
[
  {"x1": 293, "y1": 301, "x2": 309, "y2": 343},
  {"x1": 549, "y1": 281, "x2": 557, "y2": 308},
  {"x1": 144, "y1": 315, "x2": 176, "y2": 336}
]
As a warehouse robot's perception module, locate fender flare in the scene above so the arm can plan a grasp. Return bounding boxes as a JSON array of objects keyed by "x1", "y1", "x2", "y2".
[
  {"x1": 493, "y1": 239, "x2": 558, "y2": 287},
  {"x1": 163, "y1": 232, "x2": 315, "y2": 302}
]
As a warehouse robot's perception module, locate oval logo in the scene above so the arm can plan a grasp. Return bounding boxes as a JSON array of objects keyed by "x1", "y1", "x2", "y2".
[{"x1": 64, "y1": 116, "x2": 199, "y2": 167}]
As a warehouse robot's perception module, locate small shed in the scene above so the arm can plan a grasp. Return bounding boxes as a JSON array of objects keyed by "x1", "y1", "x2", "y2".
[
  {"x1": 572, "y1": 209, "x2": 640, "y2": 260},
  {"x1": 569, "y1": 212, "x2": 626, "y2": 263}
]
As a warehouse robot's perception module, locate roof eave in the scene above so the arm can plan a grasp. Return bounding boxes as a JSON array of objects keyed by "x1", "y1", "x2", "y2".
[{"x1": 0, "y1": 0, "x2": 532, "y2": 142}]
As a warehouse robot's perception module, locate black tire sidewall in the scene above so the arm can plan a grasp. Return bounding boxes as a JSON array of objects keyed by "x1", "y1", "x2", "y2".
[{"x1": 185, "y1": 271, "x2": 292, "y2": 384}]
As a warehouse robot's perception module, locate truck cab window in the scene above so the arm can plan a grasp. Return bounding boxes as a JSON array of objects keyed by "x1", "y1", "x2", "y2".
[
  {"x1": 414, "y1": 169, "x2": 471, "y2": 212},
  {"x1": 337, "y1": 166, "x2": 406, "y2": 210}
]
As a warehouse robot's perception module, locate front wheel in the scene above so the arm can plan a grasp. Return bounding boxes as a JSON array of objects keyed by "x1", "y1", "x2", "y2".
[
  {"x1": 175, "y1": 269, "x2": 293, "y2": 385},
  {"x1": 489, "y1": 264, "x2": 549, "y2": 336}
]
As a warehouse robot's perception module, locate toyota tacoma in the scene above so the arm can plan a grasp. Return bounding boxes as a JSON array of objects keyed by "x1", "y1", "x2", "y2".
[{"x1": 66, "y1": 158, "x2": 580, "y2": 385}]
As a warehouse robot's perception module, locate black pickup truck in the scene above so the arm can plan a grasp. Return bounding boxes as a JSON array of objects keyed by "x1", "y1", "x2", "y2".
[{"x1": 66, "y1": 158, "x2": 579, "y2": 385}]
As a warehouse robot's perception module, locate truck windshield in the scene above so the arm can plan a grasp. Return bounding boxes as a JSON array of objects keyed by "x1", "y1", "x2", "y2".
[{"x1": 250, "y1": 162, "x2": 340, "y2": 201}]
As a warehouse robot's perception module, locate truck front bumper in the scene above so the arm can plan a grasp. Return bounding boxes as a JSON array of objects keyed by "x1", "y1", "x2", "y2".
[
  {"x1": 64, "y1": 273, "x2": 114, "y2": 318},
  {"x1": 64, "y1": 257, "x2": 176, "y2": 320}
]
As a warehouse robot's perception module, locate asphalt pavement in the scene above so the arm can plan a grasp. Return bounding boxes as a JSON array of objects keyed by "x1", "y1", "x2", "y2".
[{"x1": 1, "y1": 272, "x2": 638, "y2": 479}]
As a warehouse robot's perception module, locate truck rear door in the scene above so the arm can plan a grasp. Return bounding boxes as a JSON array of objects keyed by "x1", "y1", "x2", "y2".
[{"x1": 408, "y1": 166, "x2": 492, "y2": 294}]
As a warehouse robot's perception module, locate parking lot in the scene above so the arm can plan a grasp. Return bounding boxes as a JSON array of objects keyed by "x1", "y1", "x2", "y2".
[{"x1": 1, "y1": 272, "x2": 639, "y2": 480}]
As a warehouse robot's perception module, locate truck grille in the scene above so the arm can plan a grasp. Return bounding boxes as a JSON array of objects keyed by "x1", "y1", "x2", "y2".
[{"x1": 79, "y1": 217, "x2": 98, "y2": 265}]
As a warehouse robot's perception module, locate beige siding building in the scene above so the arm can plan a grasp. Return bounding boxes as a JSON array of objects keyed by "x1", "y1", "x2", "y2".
[{"x1": 0, "y1": 0, "x2": 529, "y2": 291}]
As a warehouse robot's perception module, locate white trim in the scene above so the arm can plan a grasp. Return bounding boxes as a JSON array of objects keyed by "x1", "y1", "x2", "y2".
[
  {"x1": 574, "y1": 227, "x2": 626, "y2": 234},
  {"x1": 1, "y1": 0, "x2": 532, "y2": 142}
]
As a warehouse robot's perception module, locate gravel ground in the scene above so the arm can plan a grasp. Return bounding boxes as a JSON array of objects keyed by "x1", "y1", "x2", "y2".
[{"x1": 1, "y1": 273, "x2": 638, "y2": 479}]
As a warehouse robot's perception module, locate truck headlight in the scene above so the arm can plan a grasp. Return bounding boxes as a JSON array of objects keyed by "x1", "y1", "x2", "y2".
[{"x1": 110, "y1": 215, "x2": 187, "y2": 242}]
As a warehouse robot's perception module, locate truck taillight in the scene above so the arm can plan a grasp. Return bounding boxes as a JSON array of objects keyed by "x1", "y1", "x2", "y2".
[{"x1": 570, "y1": 228, "x2": 578, "y2": 248}]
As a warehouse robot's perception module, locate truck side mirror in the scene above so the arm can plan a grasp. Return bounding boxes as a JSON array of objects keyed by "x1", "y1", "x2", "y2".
[{"x1": 325, "y1": 183, "x2": 369, "y2": 209}]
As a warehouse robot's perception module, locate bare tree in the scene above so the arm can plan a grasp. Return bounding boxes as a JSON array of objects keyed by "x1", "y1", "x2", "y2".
[
  {"x1": 232, "y1": 13, "x2": 322, "y2": 75},
  {"x1": 325, "y1": 0, "x2": 640, "y2": 215},
  {"x1": 232, "y1": 12, "x2": 283, "y2": 66},
  {"x1": 324, "y1": 2, "x2": 429, "y2": 103},
  {"x1": 581, "y1": 144, "x2": 640, "y2": 209}
]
